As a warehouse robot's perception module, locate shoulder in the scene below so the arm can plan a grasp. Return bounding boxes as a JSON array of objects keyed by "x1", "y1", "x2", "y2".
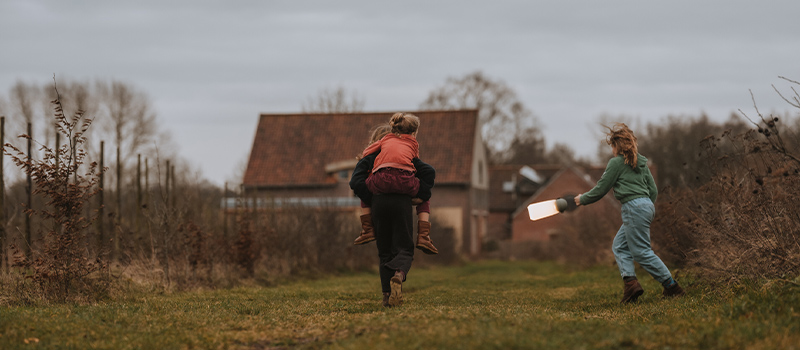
[
  {"x1": 607, "y1": 155, "x2": 624, "y2": 166},
  {"x1": 357, "y1": 153, "x2": 377, "y2": 166},
  {"x1": 400, "y1": 134, "x2": 417, "y2": 143}
]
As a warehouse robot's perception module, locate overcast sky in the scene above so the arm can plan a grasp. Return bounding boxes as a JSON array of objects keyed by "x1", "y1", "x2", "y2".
[{"x1": 2, "y1": 0, "x2": 799, "y2": 186}]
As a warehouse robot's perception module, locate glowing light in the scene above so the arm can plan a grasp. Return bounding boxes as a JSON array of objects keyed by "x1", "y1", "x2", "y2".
[{"x1": 527, "y1": 199, "x2": 560, "y2": 221}]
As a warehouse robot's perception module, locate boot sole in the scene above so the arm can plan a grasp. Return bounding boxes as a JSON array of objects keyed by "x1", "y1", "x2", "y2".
[
  {"x1": 389, "y1": 276, "x2": 403, "y2": 306},
  {"x1": 353, "y1": 237, "x2": 376, "y2": 245},
  {"x1": 621, "y1": 289, "x2": 644, "y2": 303},
  {"x1": 416, "y1": 244, "x2": 438, "y2": 255}
]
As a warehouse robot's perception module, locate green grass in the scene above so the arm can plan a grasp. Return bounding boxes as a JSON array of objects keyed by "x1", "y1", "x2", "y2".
[{"x1": 1, "y1": 261, "x2": 798, "y2": 349}]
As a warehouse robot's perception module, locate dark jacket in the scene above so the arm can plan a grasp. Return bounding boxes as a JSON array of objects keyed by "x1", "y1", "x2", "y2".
[{"x1": 349, "y1": 153, "x2": 435, "y2": 206}]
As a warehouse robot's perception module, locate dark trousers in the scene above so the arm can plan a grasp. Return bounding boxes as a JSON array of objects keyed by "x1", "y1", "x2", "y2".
[{"x1": 371, "y1": 193, "x2": 415, "y2": 293}]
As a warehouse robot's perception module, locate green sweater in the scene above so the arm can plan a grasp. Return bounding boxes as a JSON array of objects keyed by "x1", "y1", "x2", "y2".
[{"x1": 580, "y1": 154, "x2": 657, "y2": 205}]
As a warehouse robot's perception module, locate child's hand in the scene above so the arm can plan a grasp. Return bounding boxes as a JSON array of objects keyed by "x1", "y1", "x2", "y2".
[
  {"x1": 574, "y1": 195, "x2": 581, "y2": 206},
  {"x1": 411, "y1": 198, "x2": 423, "y2": 205}
]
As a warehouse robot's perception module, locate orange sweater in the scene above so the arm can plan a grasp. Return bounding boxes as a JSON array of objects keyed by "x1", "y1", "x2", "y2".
[{"x1": 362, "y1": 133, "x2": 419, "y2": 173}]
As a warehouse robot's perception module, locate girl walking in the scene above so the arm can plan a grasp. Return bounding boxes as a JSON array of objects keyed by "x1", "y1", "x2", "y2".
[{"x1": 575, "y1": 123, "x2": 685, "y2": 303}]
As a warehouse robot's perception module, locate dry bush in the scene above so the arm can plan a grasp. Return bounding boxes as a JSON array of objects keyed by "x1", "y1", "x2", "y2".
[
  {"x1": 653, "y1": 77, "x2": 800, "y2": 280},
  {"x1": 2, "y1": 85, "x2": 109, "y2": 303},
  {"x1": 487, "y1": 207, "x2": 620, "y2": 267},
  {"x1": 546, "y1": 206, "x2": 621, "y2": 267}
]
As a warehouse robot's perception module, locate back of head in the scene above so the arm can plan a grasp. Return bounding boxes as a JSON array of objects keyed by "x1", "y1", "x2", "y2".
[
  {"x1": 605, "y1": 123, "x2": 639, "y2": 168},
  {"x1": 389, "y1": 112, "x2": 420, "y2": 135},
  {"x1": 369, "y1": 123, "x2": 392, "y2": 144}
]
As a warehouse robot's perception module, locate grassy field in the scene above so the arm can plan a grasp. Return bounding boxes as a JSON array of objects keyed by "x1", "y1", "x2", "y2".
[{"x1": 1, "y1": 260, "x2": 798, "y2": 349}]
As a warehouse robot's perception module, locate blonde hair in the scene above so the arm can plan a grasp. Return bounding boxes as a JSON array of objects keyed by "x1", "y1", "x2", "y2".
[
  {"x1": 369, "y1": 123, "x2": 392, "y2": 144},
  {"x1": 605, "y1": 123, "x2": 638, "y2": 168},
  {"x1": 357, "y1": 123, "x2": 392, "y2": 159},
  {"x1": 389, "y1": 112, "x2": 420, "y2": 135}
]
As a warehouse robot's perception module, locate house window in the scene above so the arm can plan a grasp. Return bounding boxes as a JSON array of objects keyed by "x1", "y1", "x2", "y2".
[{"x1": 338, "y1": 170, "x2": 349, "y2": 180}]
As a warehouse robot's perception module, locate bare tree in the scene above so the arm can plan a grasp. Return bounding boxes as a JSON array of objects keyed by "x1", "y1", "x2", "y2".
[
  {"x1": 7, "y1": 80, "x2": 41, "y2": 146},
  {"x1": 419, "y1": 71, "x2": 544, "y2": 162},
  {"x1": 9, "y1": 80, "x2": 38, "y2": 125},
  {"x1": 96, "y1": 80, "x2": 159, "y2": 178},
  {"x1": 301, "y1": 85, "x2": 365, "y2": 113}
]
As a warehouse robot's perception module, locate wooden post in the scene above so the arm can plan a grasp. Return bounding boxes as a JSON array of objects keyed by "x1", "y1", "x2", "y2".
[
  {"x1": 54, "y1": 132, "x2": 61, "y2": 232},
  {"x1": 145, "y1": 158, "x2": 149, "y2": 206},
  {"x1": 114, "y1": 146, "x2": 121, "y2": 262},
  {"x1": 223, "y1": 182, "x2": 228, "y2": 240},
  {"x1": 165, "y1": 160, "x2": 170, "y2": 210},
  {"x1": 25, "y1": 122, "x2": 32, "y2": 259},
  {"x1": 55, "y1": 133, "x2": 60, "y2": 172},
  {"x1": 136, "y1": 154, "x2": 142, "y2": 236},
  {"x1": 98, "y1": 141, "x2": 105, "y2": 252},
  {"x1": 170, "y1": 163, "x2": 176, "y2": 209},
  {"x1": 0, "y1": 116, "x2": 5, "y2": 272}
]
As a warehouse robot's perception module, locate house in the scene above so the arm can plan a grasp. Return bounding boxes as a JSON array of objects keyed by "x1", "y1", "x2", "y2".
[
  {"x1": 488, "y1": 164, "x2": 619, "y2": 243},
  {"x1": 510, "y1": 166, "x2": 619, "y2": 242},
  {"x1": 486, "y1": 164, "x2": 562, "y2": 241},
  {"x1": 242, "y1": 110, "x2": 489, "y2": 256}
]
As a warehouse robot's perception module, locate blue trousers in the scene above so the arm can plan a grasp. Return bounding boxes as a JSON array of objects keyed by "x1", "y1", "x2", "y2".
[{"x1": 613, "y1": 197, "x2": 672, "y2": 284}]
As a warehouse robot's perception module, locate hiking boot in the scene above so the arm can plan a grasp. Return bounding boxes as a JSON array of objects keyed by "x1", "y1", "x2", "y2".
[
  {"x1": 382, "y1": 292, "x2": 391, "y2": 307},
  {"x1": 662, "y1": 282, "x2": 686, "y2": 298},
  {"x1": 353, "y1": 214, "x2": 375, "y2": 245},
  {"x1": 389, "y1": 271, "x2": 404, "y2": 306},
  {"x1": 621, "y1": 279, "x2": 644, "y2": 304},
  {"x1": 416, "y1": 220, "x2": 438, "y2": 255}
]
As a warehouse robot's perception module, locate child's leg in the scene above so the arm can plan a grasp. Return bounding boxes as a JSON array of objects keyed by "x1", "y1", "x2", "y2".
[
  {"x1": 621, "y1": 199, "x2": 672, "y2": 285},
  {"x1": 415, "y1": 201, "x2": 437, "y2": 255},
  {"x1": 354, "y1": 200, "x2": 375, "y2": 245}
]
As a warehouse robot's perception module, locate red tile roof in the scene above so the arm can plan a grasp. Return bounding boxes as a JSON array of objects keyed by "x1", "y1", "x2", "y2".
[{"x1": 243, "y1": 110, "x2": 479, "y2": 187}]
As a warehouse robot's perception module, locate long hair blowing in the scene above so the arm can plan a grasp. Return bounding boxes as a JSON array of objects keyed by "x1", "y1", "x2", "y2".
[{"x1": 606, "y1": 123, "x2": 638, "y2": 168}]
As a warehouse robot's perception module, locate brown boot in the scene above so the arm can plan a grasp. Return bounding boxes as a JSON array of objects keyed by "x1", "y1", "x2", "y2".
[
  {"x1": 662, "y1": 282, "x2": 686, "y2": 298},
  {"x1": 621, "y1": 279, "x2": 644, "y2": 304},
  {"x1": 388, "y1": 271, "x2": 404, "y2": 306},
  {"x1": 353, "y1": 214, "x2": 375, "y2": 245},
  {"x1": 382, "y1": 292, "x2": 391, "y2": 307},
  {"x1": 416, "y1": 220, "x2": 438, "y2": 255}
]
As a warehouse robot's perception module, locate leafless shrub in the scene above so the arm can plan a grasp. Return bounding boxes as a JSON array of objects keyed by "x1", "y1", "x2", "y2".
[
  {"x1": 654, "y1": 77, "x2": 800, "y2": 281},
  {"x1": 2, "y1": 80, "x2": 109, "y2": 303},
  {"x1": 547, "y1": 206, "x2": 621, "y2": 268}
]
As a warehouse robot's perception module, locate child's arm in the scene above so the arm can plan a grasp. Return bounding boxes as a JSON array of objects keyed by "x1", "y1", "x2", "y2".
[
  {"x1": 412, "y1": 158, "x2": 435, "y2": 201},
  {"x1": 580, "y1": 157, "x2": 622, "y2": 206},
  {"x1": 361, "y1": 139, "x2": 383, "y2": 158},
  {"x1": 349, "y1": 153, "x2": 377, "y2": 205}
]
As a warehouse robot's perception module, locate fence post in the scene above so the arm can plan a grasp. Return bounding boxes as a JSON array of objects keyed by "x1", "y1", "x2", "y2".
[
  {"x1": 55, "y1": 133, "x2": 60, "y2": 172},
  {"x1": 223, "y1": 182, "x2": 228, "y2": 240},
  {"x1": 114, "y1": 146, "x2": 121, "y2": 263},
  {"x1": 137, "y1": 154, "x2": 142, "y2": 239},
  {"x1": 145, "y1": 158, "x2": 149, "y2": 206},
  {"x1": 98, "y1": 141, "x2": 105, "y2": 253},
  {"x1": 165, "y1": 160, "x2": 170, "y2": 211},
  {"x1": 0, "y1": 116, "x2": 5, "y2": 273},
  {"x1": 170, "y1": 163, "x2": 175, "y2": 209},
  {"x1": 25, "y1": 122, "x2": 32, "y2": 260}
]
